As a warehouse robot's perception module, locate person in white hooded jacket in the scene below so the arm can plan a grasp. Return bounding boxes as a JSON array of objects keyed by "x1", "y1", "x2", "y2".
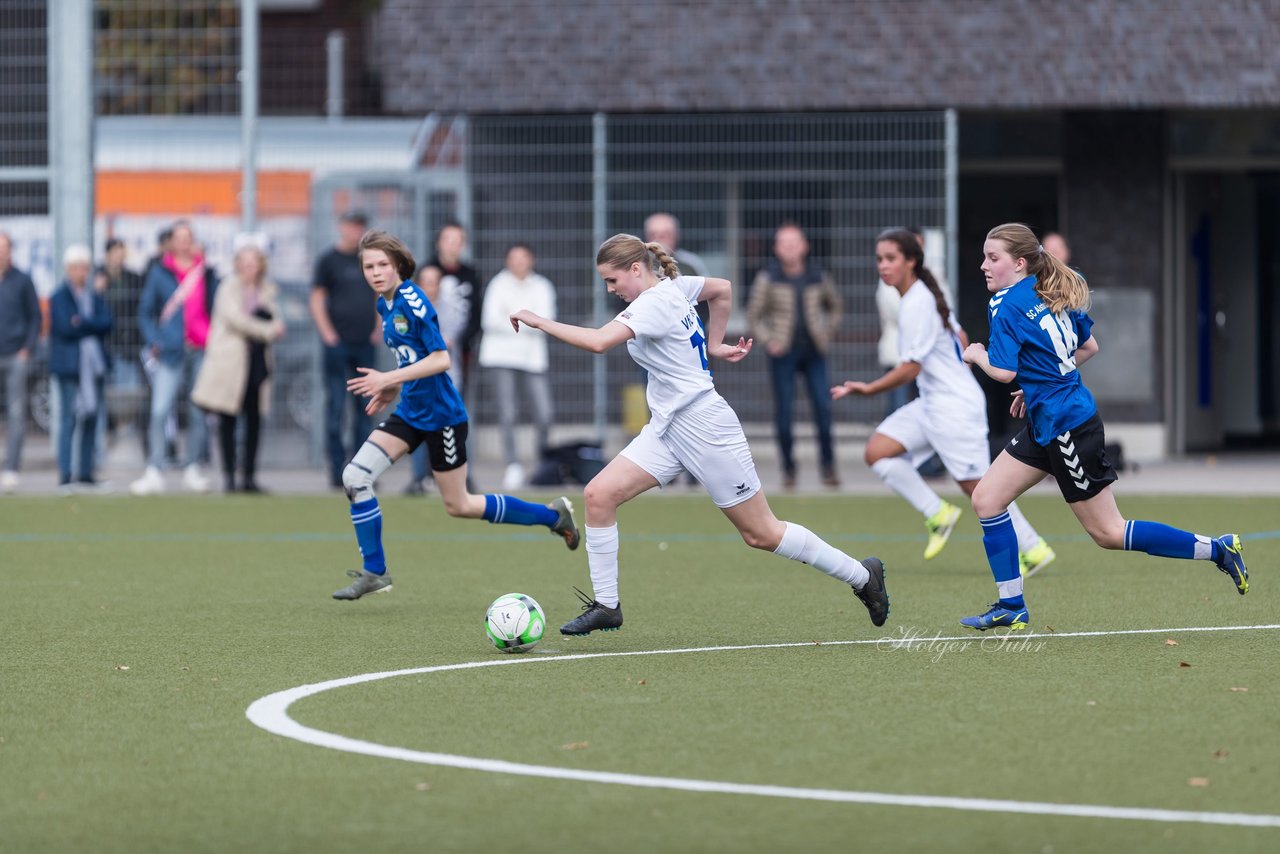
[{"x1": 479, "y1": 244, "x2": 557, "y2": 489}]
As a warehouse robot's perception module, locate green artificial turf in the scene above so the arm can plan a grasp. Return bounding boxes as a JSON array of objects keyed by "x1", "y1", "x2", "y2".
[{"x1": 1, "y1": 493, "x2": 1276, "y2": 853}]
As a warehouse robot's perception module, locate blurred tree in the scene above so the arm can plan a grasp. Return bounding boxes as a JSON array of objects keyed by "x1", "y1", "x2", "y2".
[{"x1": 94, "y1": 0, "x2": 239, "y2": 116}]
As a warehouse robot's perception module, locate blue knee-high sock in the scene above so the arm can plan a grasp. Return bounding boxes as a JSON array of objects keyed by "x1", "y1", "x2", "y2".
[
  {"x1": 1124, "y1": 521, "x2": 1219, "y2": 561},
  {"x1": 980, "y1": 511, "x2": 1024, "y2": 609},
  {"x1": 350, "y1": 497, "x2": 386, "y2": 575},
  {"x1": 483, "y1": 494, "x2": 558, "y2": 528}
]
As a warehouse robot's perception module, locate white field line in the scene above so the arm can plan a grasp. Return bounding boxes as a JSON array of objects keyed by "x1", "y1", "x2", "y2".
[{"x1": 246, "y1": 623, "x2": 1280, "y2": 829}]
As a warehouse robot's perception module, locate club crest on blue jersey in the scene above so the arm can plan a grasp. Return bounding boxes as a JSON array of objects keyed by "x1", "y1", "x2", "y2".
[{"x1": 376, "y1": 279, "x2": 468, "y2": 431}]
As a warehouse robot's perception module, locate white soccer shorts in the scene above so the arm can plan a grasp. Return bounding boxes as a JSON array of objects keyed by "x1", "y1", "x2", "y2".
[
  {"x1": 620, "y1": 394, "x2": 762, "y2": 508},
  {"x1": 876, "y1": 398, "x2": 990, "y2": 482}
]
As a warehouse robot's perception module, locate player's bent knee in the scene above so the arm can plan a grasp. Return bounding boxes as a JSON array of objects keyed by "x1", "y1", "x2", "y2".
[
  {"x1": 343, "y1": 441, "x2": 394, "y2": 503},
  {"x1": 441, "y1": 494, "x2": 470, "y2": 517},
  {"x1": 342, "y1": 462, "x2": 375, "y2": 503},
  {"x1": 740, "y1": 527, "x2": 781, "y2": 551},
  {"x1": 583, "y1": 480, "x2": 619, "y2": 515},
  {"x1": 969, "y1": 485, "x2": 1006, "y2": 519},
  {"x1": 1088, "y1": 524, "x2": 1125, "y2": 550}
]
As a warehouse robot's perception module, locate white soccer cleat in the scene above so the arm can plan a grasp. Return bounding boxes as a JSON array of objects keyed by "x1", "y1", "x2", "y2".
[{"x1": 0, "y1": 470, "x2": 18, "y2": 494}]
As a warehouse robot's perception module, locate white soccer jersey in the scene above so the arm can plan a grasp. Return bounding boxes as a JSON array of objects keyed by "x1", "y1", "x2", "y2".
[
  {"x1": 897, "y1": 280, "x2": 985, "y2": 423},
  {"x1": 614, "y1": 275, "x2": 714, "y2": 435}
]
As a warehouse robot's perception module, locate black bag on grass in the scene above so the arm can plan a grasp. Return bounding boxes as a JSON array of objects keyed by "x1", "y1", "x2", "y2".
[{"x1": 529, "y1": 443, "x2": 606, "y2": 486}]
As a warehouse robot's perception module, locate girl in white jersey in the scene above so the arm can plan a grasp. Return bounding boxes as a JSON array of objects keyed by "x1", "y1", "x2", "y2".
[
  {"x1": 831, "y1": 228, "x2": 1055, "y2": 574},
  {"x1": 509, "y1": 234, "x2": 889, "y2": 635}
]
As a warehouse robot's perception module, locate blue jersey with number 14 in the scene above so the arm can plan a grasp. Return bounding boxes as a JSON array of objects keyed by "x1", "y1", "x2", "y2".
[
  {"x1": 378, "y1": 280, "x2": 468, "y2": 431},
  {"x1": 987, "y1": 275, "x2": 1096, "y2": 446}
]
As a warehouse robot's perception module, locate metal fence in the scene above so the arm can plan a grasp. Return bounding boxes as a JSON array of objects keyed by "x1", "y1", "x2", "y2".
[
  {"x1": 1, "y1": 3, "x2": 951, "y2": 475},
  {"x1": 0, "y1": 2, "x2": 49, "y2": 218},
  {"x1": 467, "y1": 112, "x2": 950, "y2": 443}
]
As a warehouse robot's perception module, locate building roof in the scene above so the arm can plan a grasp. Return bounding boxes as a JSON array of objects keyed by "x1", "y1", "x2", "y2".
[{"x1": 371, "y1": 0, "x2": 1280, "y2": 113}]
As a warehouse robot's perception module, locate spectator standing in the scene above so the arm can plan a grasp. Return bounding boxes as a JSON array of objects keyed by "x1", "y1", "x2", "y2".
[
  {"x1": 418, "y1": 223, "x2": 481, "y2": 491},
  {"x1": 98, "y1": 238, "x2": 144, "y2": 368},
  {"x1": 746, "y1": 222, "x2": 842, "y2": 489},
  {"x1": 96, "y1": 239, "x2": 144, "y2": 449},
  {"x1": 478, "y1": 244, "x2": 557, "y2": 490},
  {"x1": 131, "y1": 220, "x2": 217, "y2": 495},
  {"x1": 144, "y1": 226, "x2": 174, "y2": 280},
  {"x1": 1042, "y1": 231, "x2": 1071, "y2": 265},
  {"x1": 50, "y1": 245, "x2": 112, "y2": 493},
  {"x1": 428, "y1": 222, "x2": 482, "y2": 383},
  {"x1": 0, "y1": 232, "x2": 41, "y2": 493},
  {"x1": 192, "y1": 241, "x2": 285, "y2": 493},
  {"x1": 311, "y1": 211, "x2": 379, "y2": 490},
  {"x1": 644, "y1": 212, "x2": 710, "y2": 277}
]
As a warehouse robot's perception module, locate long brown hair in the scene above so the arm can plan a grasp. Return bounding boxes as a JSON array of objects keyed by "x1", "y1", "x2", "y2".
[
  {"x1": 358, "y1": 229, "x2": 417, "y2": 281},
  {"x1": 986, "y1": 223, "x2": 1090, "y2": 313},
  {"x1": 596, "y1": 233, "x2": 680, "y2": 279},
  {"x1": 876, "y1": 227, "x2": 951, "y2": 332}
]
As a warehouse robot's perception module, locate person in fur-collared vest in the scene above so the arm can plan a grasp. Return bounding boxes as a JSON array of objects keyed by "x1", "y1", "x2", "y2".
[
  {"x1": 192, "y1": 242, "x2": 285, "y2": 493},
  {"x1": 747, "y1": 222, "x2": 842, "y2": 489}
]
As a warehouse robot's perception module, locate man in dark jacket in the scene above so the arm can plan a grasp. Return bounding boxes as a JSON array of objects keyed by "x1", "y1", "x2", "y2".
[
  {"x1": 0, "y1": 231, "x2": 41, "y2": 493},
  {"x1": 50, "y1": 245, "x2": 112, "y2": 492},
  {"x1": 310, "y1": 210, "x2": 379, "y2": 489}
]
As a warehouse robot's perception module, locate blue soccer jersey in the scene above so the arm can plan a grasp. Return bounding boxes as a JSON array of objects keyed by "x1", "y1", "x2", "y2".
[
  {"x1": 377, "y1": 281, "x2": 468, "y2": 431},
  {"x1": 987, "y1": 275, "x2": 1097, "y2": 446}
]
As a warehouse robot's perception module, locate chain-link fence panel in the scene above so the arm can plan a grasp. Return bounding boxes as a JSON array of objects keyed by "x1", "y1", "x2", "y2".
[{"x1": 467, "y1": 112, "x2": 948, "y2": 450}]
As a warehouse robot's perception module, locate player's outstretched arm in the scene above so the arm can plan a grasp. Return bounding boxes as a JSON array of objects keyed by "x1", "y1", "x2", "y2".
[
  {"x1": 831, "y1": 360, "x2": 922, "y2": 399},
  {"x1": 510, "y1": 310, "x2": 633, "y2": 354}
]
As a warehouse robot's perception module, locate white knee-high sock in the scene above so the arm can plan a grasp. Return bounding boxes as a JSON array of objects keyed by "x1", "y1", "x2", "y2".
[
  {"x1": 871, "y1": 456, "x2": 942, "y2": 517},
  {"x1": 585, "y1": 524, "x2": 620, "y2": 607},
  {"x1": 773, "y1": 522, "x2": 870, "y2": 588},
  {"x1": 1006, "y1": 501, "x2": 1040, "y2": 552}
]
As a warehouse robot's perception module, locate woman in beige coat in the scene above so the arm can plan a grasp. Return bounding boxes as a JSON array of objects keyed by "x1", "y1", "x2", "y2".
[{"x1": 192, "y1": 244, "x2": 285, "y2": 492}]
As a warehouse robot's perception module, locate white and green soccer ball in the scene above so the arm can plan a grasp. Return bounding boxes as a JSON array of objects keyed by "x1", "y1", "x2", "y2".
[{"x1": 485, "y1": 593, "x2": 545, "y2": 653}]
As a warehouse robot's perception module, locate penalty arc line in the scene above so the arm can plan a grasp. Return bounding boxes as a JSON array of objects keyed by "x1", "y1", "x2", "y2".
[{"x1": 246, "y1": 623, "x2": 1280, "y2": 829}]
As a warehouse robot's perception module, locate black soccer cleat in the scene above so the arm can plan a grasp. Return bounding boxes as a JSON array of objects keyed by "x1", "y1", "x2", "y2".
[
  {"x1": 853, "y1": 557, "x2": 889, "y2": 627},
  {"x1": 560, "y1": 587, "x2": 622, "y2": 635}
]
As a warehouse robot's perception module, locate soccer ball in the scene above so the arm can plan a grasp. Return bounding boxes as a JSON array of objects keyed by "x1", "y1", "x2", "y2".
[{"x1": 485, "y1": 593, "x2": 545, "y2": 653}]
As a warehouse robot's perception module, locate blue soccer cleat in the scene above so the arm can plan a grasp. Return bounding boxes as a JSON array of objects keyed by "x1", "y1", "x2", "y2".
[
  {"x1": 960, "y1": 602, "x2": 1029, "y2": 632},
  {"x1": 1214, "y1": 533, "x2": 1249, "y2": 595}
]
